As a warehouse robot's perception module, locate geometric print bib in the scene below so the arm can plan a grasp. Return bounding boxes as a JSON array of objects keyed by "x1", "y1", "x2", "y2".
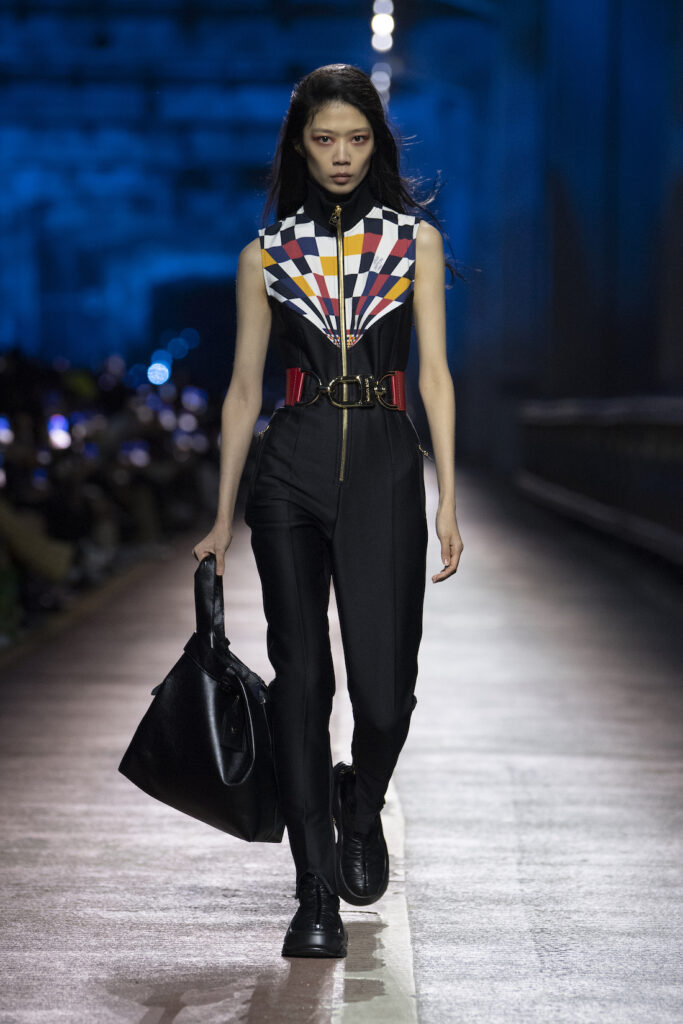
[{"x1": 259, "y1": 205, "x2": 420, "y2": 349}]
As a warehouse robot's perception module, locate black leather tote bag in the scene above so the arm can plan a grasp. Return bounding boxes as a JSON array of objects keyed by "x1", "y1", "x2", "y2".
[{"x1": 118, "y1": 553, "x2": 285, "y2": 843}]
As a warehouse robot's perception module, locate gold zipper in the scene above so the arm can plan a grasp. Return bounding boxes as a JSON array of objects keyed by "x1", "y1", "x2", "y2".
[{"x1": 330, "y1": 203, "x2": 348, "y2": 482}]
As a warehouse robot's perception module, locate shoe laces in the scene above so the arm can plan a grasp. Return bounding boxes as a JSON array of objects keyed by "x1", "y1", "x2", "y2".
[{"x1": 296, "y1": 873, "x2": 340, "y2": 925}]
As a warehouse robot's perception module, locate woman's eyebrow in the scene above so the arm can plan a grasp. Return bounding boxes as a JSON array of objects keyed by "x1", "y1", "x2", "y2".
[{"x1": 309, "y1": 127, "x2": 371, "y2": 134}]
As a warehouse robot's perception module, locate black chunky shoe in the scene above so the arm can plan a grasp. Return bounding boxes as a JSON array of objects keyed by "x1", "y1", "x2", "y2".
[
  {"x1": 333, "y1": 762, "x2": 389, "y2": 906},
  {"x1": 281, "y1": 872, "x2": 348, "y2": 958}
]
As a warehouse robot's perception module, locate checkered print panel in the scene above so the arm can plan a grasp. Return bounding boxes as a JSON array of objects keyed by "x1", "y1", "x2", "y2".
[{"x1": 259, "y1": 205, "x2": 419, "y2": 348}]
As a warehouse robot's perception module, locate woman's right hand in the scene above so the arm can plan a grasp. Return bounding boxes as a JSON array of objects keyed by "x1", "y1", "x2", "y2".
[{"x1": 192, "y1": 523, "x2": 233, "y2": 576}]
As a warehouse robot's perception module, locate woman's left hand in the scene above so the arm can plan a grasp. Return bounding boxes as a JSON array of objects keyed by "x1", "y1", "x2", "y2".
[{"x1": 432, "y1": 506, "x2": 463, "y2": 583}]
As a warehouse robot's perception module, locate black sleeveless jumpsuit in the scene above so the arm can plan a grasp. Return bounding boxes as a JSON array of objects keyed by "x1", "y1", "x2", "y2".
[{"x1": 244, "y1": 173, "x2": 429, "y2": 896}]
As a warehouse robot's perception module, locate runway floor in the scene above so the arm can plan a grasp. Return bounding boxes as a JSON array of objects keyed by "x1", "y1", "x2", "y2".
[{"x1": 1, "y1": 465, "x2": 682, "y2": 1024}]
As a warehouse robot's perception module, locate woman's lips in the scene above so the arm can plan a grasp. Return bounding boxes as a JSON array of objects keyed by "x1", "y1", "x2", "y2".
[{"x1": 331, "y1": 174, "x2": 351, "y2": 182}]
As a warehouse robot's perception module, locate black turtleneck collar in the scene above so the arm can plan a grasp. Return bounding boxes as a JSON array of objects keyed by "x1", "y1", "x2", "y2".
[{"x1": 302, "y1": 172, "x2": 377, "y2": 233}]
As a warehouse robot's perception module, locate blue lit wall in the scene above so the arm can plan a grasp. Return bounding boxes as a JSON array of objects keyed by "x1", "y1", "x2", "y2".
[{"x1": 1, "y1": 0, "x2": 681, "y2": 470}]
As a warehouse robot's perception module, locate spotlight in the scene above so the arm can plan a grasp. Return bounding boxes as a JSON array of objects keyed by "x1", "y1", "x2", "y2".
[
  {"x1": 147, "y1": 362, "x2": 170, "y2": 385},
  {"x1": 372, "y1": 33, "x2": 393, "y2": 53},
  {"x1": 371, "y1": 69, "x2": 392, "y2": 92},
  {"x1": 47, "y1": 414, "x2": 71, "y2": 450},
  {"x1": 371, "y1": 13, "x2": 394, "y2": 34}
]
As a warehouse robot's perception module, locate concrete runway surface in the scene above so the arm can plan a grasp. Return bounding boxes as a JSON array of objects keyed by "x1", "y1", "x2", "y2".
[{"x1": 1, "y1": 466, "x2": 682, "y2": 1024}]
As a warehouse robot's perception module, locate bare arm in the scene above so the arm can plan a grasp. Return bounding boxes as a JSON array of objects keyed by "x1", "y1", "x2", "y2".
[
  {"x1": 413, "y1": 219, "x2": 463, "y2": 582},
  {"x1": 192, "y1": 237, "x2": 271, "y2": 574}
]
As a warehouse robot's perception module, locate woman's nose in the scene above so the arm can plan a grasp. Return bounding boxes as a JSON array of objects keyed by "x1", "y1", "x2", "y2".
[{"x1": 333, "y1": 142, "x2": 350, "y2": 164}]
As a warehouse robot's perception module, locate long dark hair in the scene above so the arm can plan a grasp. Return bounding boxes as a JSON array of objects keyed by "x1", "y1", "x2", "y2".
[{"x1": 262, "y1": 63, "x2": 466, "y2": 283}]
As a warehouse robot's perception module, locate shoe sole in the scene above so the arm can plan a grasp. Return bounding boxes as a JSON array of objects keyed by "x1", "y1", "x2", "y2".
[
  {"x1": 282, "y1": 931, "x2": 348, "y2": 958},
  {"x1": 332, "y1": 763, "x2": 389, "y2": 907},
  {"x1": 282, "y1": 944, "x2": 347, "y2": 958}
]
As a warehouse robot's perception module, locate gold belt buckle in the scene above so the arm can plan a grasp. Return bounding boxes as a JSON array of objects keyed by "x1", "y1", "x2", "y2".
[{"x1": 324, "y1": 375, "x2": 375, "y2": 408}]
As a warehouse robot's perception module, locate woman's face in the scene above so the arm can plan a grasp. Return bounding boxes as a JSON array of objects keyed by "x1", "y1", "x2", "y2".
[{"x1": 298, "y1": 101, "x2": 375, "y2": 195}]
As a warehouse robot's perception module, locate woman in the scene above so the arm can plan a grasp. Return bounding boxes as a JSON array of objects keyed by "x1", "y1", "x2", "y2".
[{"x1": 193, "y1": 63, "x2": 463, "y2": 959}]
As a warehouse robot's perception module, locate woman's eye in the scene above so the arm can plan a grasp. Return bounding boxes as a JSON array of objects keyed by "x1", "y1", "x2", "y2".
[
  {"x1": 315, "y1": 135, "x2": 331, "y2": 144},
  {"x1": 353, "y1": 135, "x2": 369, "y2": 143}
]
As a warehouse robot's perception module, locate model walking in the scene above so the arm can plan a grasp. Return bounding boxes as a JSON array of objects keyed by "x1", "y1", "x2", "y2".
[{"x1": 193, "y1": 63, "x2": 463, "y2": 958}]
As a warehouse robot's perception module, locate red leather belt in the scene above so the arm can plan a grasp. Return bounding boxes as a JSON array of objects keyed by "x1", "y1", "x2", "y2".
[{"x1": 285, "y1": 367, "x2": 406, "y2": 410}]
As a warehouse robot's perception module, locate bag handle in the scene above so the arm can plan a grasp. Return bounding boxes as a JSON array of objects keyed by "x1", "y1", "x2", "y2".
[{"x1": 194, "y1": 553, "x2": 228, "y2": 647}]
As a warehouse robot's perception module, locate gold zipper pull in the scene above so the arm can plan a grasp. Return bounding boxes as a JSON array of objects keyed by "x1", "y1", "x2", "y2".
[
  {"x1": 418, "y1": 443, "x2": 433, "y2": 460},
  {"x1": 330, "y1": 204, "x2": 342, "y2": 227}
]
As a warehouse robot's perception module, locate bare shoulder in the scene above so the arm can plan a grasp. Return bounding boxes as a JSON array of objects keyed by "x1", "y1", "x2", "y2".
[
  {"x1": 416, "y1": 219, "x2": 444, "y2": 255},
  {"x1": 239, "y1": 236, "x2": 262, "y2": 270}
]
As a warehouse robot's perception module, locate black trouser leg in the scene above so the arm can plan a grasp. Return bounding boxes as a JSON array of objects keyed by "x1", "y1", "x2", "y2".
[
  {"x1": 331, "y1": 467, "x2": 428, "y2": 834},
  {"x1": 247, "y1": 500, "x2": 338, "y2": 896}
]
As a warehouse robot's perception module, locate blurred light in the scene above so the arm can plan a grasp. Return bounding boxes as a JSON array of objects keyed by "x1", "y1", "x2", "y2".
[
  {"x1": 36, "y1": 446, "x2": 52, "y2": 465},
  {"x1": 125, "y1": 363, "x2": 148, "y2": 388},
  {"x1": 97, "y1": 372, "x2": 117, "y2": 391},
  {"x1": 151, "y1": 348, "x2": 173, "y2": 369},
  {"x1": 32, "y1": 467, "x2": 49, "y2": 489},
  {"x1": 70, "y1": 412, "x2": 90, "y2": 439},
  {"x1": 180, "y1": 385, "x2": 208, "y2": 413},
  {"x1": 159, "y1": 381, "x2": 177, "y2": 401},
  {"x1": 178, "y1": 411, "x2": 198, "y2": 432},
  {"x1": 168, "y1": 336, "x2": 189, "y2": 359},
  {"x1": 180, "y1": 327, "x2": 200, "y2": 349},
  {"x1": 52, "y1": 355, "x2": 70, "y2": 372},
  {"x1": 105, "y1": 354, "x2": 126, "y2": 377},
  {"x1": 372, "y1": 33, "x2": 393, "y2": 52},
  {"x1": 172, "y1": 430, "x2": 193, "y2": 452},
  {"x1": 134, "y1": 404, "x2": 155, "y2": 422},
  {"x1": 47, "y1": 413, "x2": 71, "y2": 449},
  {"x1": 64, "y1": 369, "x2": 97, "y2": 401},
  {"x1": 145, "y1": 392, "x2": 163, "y2": 410},
  {"x1": 373, "y1": 0, "x2": 394, "y2": 12},
  {"x1": 371, "y1": 68, "x2": 392, "y2": 92},
  {"x1": 371, "y1": 13, "x2": 394, "y2": 33},
  {"x1": 0, "y1": 467, "x2": 5, "y2": 488},
  {"x1": 112, "y1": 467, "x2": 130, "y2": 486},
  {"x1": 83, "y1": 442, "x2": 99, "y2": 459},
  {"x1": 191, "y1": 432, "x2": 209, "y2": 453},
  {"x1": 147, "y1": 362, "x2": 171, "y2": 385},
  {"x1": 158, "y1": 407, "x2": 177, "y2": 430},
  {"x1": 0, "y1": 416, "x2": 14, "y2": 445},
  {"x1": 120, "y1": 440, "x2": 151, "y2": 468},
  {"x1": 130, "y1": 448, "x2": 150, "y2": 468}
]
